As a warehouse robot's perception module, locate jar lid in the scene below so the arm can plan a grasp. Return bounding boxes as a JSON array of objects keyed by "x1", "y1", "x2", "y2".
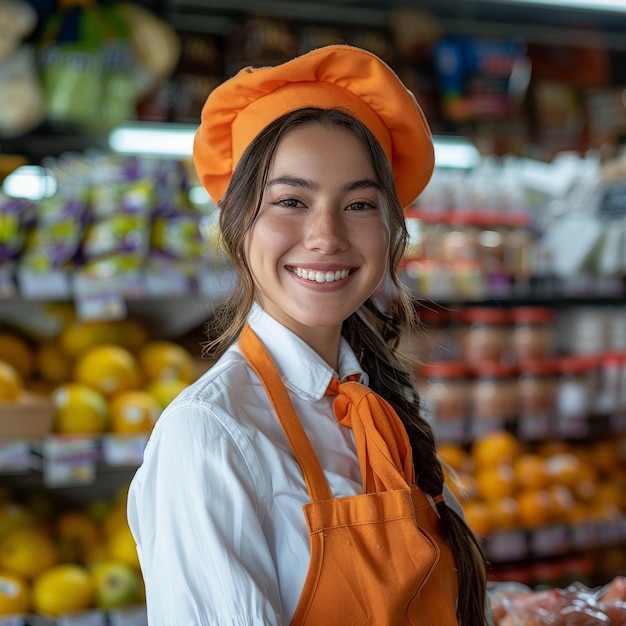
[
  {"x1": 461, "y1": 307, "x2": 511, "y2": 324},
  {"x1": 510, "y1": 306, "x2": 553, "y2": 324},
  {"x1": 517, "y1": 359, "x2": 556, "y2": 375},
  {"x1": 557, "y1": 355, "x2": 601, "y2": 373},
  {"x1": 602, "y1": 351, "x2": 626, "y2": 367},
  {"x1": 420, "y1": 361, "x2": 467, "y2": 378}
]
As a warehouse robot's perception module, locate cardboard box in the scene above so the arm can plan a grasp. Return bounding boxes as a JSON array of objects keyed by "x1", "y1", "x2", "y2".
[{"x1": 0, "y1": 392, "x2": 54, "y2": 439}]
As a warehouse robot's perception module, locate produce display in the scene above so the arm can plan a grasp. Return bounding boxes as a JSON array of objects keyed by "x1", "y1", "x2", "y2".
[{"x1": 0, "y1": 482, "x2": 144, "y2": 617}]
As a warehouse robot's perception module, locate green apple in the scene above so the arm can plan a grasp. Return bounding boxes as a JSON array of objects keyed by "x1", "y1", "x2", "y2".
[{"x1": 91, "y1": 560, "x2": 142, "y2": 610}]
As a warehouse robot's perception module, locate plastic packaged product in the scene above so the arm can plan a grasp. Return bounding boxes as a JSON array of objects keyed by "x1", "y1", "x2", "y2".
[
  {"x1": 418, "y1": 361, "x2": 469, "y2": 444},
  {"x1": 471, "y1": 361, "x2": 518, "y2": 437},
  {"x1": 462, "y1": 306, "x2": 512, "y2": 366},
  {"x1": 510, "y1": 306, "x2": 554, "y2": 363},
  {"x1": 555, "y1": 355, "x2": 600, "y2": 439}
]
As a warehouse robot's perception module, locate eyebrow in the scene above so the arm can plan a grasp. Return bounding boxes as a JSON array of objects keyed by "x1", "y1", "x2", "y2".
[{"x1": 267, "y1": 176, "x2": 380, "y2": 193}]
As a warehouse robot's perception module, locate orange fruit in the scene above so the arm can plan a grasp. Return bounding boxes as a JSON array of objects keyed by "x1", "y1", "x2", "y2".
[
  {"x1": 516, "y1": 489, "x2": 554, "y2": 529},
  {"x1": 437, "y1": 443, "x2": 471, "y2": 473},
  {"x1": 145, "y1": 378, "x2": 188, "y2": 409},
  {"x1": 52, "y1": 382, "x2": 109, "y2": 435},
  {"x1": 0, "y1": 360, "x2": 22, "y2": 401},
  {"x1": 549, "y1": 485, "x2": 576, "y2": 522},
  {"x1": 513, "y1": 453, "x2": 550, "y2": 491},
  {"x1": 137, "y1": 340, "x2": 197, "y2": 383},
  {"x1": 545, "y1": 453, "x2": 583, "y2": 489},
  {"x1": 109, "y1": 390, "x2": 161, "y2": 434},
  {"x1": 0, "y1": 527, "x2": 58, "y2": 580},
  {"x1": 472, "y1": 430, "x2": 520, "y2": 469},
  {"x1": 74, "y1": 345, "x2": 142, "y2": 396},
  {"x1": 444, "y1": 468, "x2": 477, "y2": 502},
  {"x1": 475, "y1": 464, "x2": 517, "y2": 502},
  {"x1": 0, "y1": 570, "x2": 29, "y2": 616},
  {"x1": 462, "y1": 500, "x2": 492, "y2": 537},
  {"x1": 488, "y1": 497, "x2": 520, "y2": 531},
  {"x1": 31, "y1": 563, "x2": 95, "y2": 617},
  {"x1": 0, "y1": 333, "x2": 35, "y2": 381},
  {"x1": 56, "y1": 511, "x2": 102, "y2": 563},
  {"x1": 36, "y1": 341, "x2": 73, "y2": 384}
]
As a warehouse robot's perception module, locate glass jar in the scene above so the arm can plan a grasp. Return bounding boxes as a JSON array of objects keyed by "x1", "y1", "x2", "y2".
[
  {"x1": 471, "y1": 361, "x2": 518, "y2": 437},
  {"x1": 418, "y1": 361, "x2": 469, "y2": 444},
  {"x1": 462, "y1": 307, "x2": 512, "y2": 366},
  {"x1": 510, "y1": 306, "x2": 554, "y2": 363},
  {"x1": 517, "y1": 359, "x2": 557, "y2": 440}
]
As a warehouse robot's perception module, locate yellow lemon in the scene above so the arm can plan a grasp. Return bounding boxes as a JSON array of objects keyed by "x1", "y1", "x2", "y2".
[
  {"x1": 74, "y1": 345, "x2": 142, "y2": 396},
  {"x1": 32, "y1": 563, "x2": 95, "y2": 617},
  {"x1": 36, "y1": 341, "x2": 73, "y2": 384},
  {"x1": 145, "y1": 378, "x2": 188, "y2": 409},
  {"x1": 0, "y1": 570, "x2": 29, "y2": 616},
  {"x1": 0, "y1": 504, "x2": 34, "y2": 540},
  {"x1": 51, "y1": 383, "x2": 109, "y2": 435},
  {"x1": 0, "y1": 527, "x2": 58, "y2": 580},
  {"x1": 56, "y1": 511, "x2": 102, "y2": 564},
  {"x1": 59, "y1": 320, "x2": 128, "y2": 358},
  {"x1": 0, "y1": 333, "x2": 35, "y2": 381},
  {"x1": 109, "y1": 390, "x2": 161, "y2": 434},
  {"x1": 0, "y1": 360, "x2": 22, "y2": 401},
  {"x1": 107, "y1": 524, "x2": 140, "y2": 571},
  {"x1": 103, "y1": 501, "x2": 129, "y2": 538},
  {"x1": 138, "y1": 340, "x2": 197, "y2": 383}
]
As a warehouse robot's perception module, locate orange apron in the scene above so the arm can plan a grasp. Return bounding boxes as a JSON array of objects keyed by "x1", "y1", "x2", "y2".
[{"x1": 239, "y1": 326, "x2": 459, "y2": 626}]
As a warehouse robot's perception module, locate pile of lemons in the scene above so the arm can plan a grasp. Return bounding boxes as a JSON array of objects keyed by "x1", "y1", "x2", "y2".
[
  {"x1": 439, "y1": 430, "x2": 626, "y2": 538},
  {"x1": 0, "y1": 484, "x2": 143, "y2": 617},
  {"x1": 0, "y1": 313, "x2": 203, "y2": 436}
]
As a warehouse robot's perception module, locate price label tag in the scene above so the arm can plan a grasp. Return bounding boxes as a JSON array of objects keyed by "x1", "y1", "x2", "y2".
[
  {"x1": 58, "y1": 611, "x2": 106, "y2": 626},
  {"x1": 0, "y1": 440, "x2": 31, "y2": 473},
  {"x1": 530, "y1": 525, "x2": 569, "y2": 556},
  {"x1": 0, "y1": 264, "x2": 16, "y2": 298},
  {"x1": 108, "y1": 605, "x2": 148, "y2": 626},
  {"x1": 42, "y1": 436, "x2": 98, "y2": 487},
  {"x1": 102, "y1": 435, "x2": 148, "y2": 467},
  {"x1": 0, "y1": 615, "x2": 26, "y2": 626},
  {"x1": 486, "y1": 530, "x2": 527, "y2": 562},
  {"x1": 75, "y1": 292, "x2": 127, "y2": 322},
  {"x1": 17, "y1": 268, "x2": 72, "y2": 299}
]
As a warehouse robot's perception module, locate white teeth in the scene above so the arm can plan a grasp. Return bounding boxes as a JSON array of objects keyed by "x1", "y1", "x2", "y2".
[{"x1": 291, "y1": 267, "x2": 351, "y2": 283}]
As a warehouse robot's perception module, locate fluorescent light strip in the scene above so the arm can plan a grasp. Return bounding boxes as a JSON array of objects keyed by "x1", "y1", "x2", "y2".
[
  {"x1": 489, "y1": 0, "x2": 626, "y2": 11},
  {"x1": 108, "y1": 124, "x2": 196, "y2": 158},
  {"x1": 109, "y1": 124, "x2": 481, "y2": 170}
]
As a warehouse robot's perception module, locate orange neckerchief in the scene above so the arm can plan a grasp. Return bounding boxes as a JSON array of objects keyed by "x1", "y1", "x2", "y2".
[{"x1": 326, "y1": 378, "x2": 415, "y2": 493}]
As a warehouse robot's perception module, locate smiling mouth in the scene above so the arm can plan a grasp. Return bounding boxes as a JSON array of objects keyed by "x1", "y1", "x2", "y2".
[{"x1": 287, "y1": 266, "x2": 354, "y2": 283}]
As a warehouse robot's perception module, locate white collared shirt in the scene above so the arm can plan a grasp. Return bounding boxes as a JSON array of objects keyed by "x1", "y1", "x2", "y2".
[{"x1": 127, "y1": 305, "x2": 367, "y2": 625}]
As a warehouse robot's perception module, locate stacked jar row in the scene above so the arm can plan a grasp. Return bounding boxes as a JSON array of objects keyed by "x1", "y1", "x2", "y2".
[{"x1": 408, "y1": 306, "x2": 626, "y2": 444}]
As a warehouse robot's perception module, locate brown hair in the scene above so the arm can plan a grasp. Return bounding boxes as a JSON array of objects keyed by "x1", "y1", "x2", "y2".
[{"x1": 204, "y1": 107, "x2": 488, "y2": 625}]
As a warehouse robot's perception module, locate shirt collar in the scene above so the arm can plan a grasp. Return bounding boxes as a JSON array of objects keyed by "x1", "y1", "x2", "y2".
[{"x1": 245, "y1": 304, "x2": 367, "y2": 401}]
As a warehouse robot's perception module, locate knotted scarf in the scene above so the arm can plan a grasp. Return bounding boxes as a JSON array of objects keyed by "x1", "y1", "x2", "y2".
[{"x1": 326, "y1": 378, "x2": 415, "y2": 493}]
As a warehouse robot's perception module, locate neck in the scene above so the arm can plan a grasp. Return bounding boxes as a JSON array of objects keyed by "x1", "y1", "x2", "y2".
[{"x1": 297, "y1": 326, "x2": 342, "y2": 371}]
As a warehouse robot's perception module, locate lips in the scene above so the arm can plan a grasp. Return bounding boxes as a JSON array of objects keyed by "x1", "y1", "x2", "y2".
[{"x1": 287, "y1": 266, "x2": 353, "y2": 283}]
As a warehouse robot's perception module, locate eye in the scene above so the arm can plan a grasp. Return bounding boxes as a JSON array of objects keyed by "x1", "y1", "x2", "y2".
[
  {"x1": 273, "y1": 197, "x2": 305, "y2": 208},
  {"x1": 346, "y1": 200, "x2": 377, "y2": 211}
]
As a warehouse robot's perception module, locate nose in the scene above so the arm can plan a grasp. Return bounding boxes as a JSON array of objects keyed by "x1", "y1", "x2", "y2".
[{"x1": 303, "y1": 208, "x2": 349, "y2": 254}]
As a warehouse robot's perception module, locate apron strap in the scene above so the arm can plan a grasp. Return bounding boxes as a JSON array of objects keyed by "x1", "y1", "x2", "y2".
[{"x1": 239, "y1": 324, "x2": 333, "y2": 503}]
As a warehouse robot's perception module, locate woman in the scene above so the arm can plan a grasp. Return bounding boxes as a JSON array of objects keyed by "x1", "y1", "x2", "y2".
[{"x1": 128, "y1": 44, "x2": 489, "y2": 625}]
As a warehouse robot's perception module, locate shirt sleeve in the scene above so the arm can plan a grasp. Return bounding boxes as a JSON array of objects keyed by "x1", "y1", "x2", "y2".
[{"x1": 127, "y1": 399, "x2": 282, "y2": 625}]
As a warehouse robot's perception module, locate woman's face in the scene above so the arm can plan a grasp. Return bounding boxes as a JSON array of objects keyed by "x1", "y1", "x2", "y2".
[{"x1": 244, "y1": 122, "x2": 390, "y2": 347}]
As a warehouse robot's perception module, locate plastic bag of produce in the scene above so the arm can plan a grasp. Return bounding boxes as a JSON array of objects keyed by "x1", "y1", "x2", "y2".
[{"x1": 490, "y1": 577, "x2": 626, "y2": 625}]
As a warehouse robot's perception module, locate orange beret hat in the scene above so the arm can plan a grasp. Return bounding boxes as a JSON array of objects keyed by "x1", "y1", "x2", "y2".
[{"x1": 193, "y1": 44, "x2": 434, "y2": 208}]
